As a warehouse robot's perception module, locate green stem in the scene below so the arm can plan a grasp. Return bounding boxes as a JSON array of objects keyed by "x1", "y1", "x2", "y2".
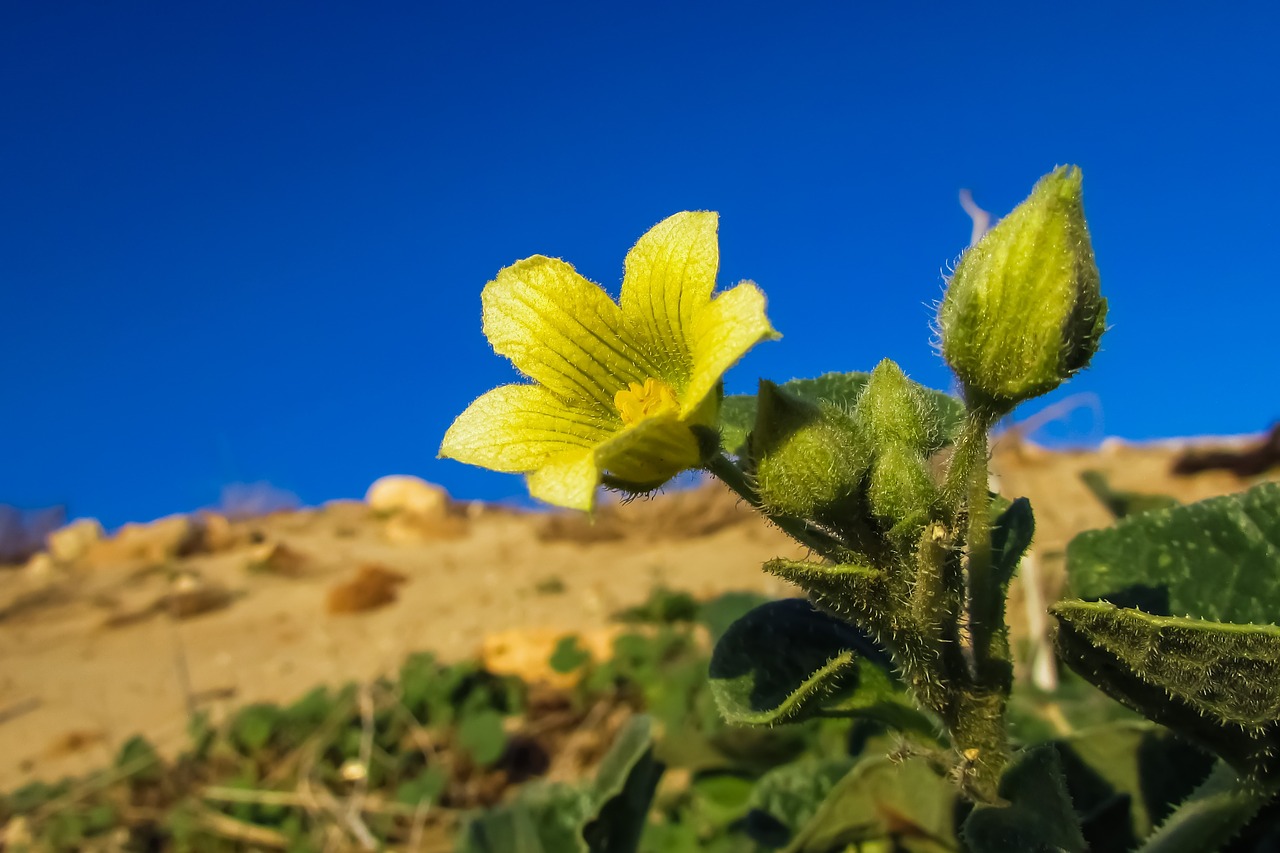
[
  {"x1": 704, "y1": 454, "x2": 843, "y2": 557},
  {"x1": 1137, "y1": 762, "x2": 1276, "y2": 853},
  {"x1": 944, "y1": 410, "x2": 1009, "y2": 683},
  {"x1": 939, "y1": 407, "x2": 1014, "y2": 800}
]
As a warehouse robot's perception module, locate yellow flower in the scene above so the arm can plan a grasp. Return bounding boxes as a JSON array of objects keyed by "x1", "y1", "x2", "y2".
[{"x1": 439, "y1": 211, "x2": 778, "y2": 511}]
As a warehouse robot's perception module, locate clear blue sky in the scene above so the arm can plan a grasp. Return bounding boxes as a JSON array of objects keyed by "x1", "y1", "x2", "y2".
[{"x1": 3, "y1": 2, "x2": 1276, "y2": 529}]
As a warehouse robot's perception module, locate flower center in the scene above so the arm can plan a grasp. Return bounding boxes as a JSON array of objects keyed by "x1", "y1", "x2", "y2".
[{"x1": 615, "y1": 377, "x2": 680, "y2": 426}]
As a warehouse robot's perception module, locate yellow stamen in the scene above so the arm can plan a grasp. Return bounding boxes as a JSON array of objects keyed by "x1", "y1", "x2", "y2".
[{"x1": 614, "y1": 377, "x2": 680, "y2": 426}]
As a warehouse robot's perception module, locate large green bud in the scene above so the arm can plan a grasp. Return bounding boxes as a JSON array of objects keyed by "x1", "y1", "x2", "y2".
[
  {"x1": 938, "y1": 166, "x2": 1107, "y2": 415},
  {"x1": 752, "y1": 380, "x2": 872, "y2": 520}
]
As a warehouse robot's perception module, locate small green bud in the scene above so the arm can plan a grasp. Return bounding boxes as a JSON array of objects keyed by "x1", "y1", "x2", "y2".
[
  {"x1": 753, "y1": 380, "x2": 871, "y2": 519},
  {"x1": 938, "y1": 166, "x2": 1107, "y2": 414},
  {"x1": 867, "y1": 444, "x2": 938, "y2": 535},
  {"x1": 855, "y1": 359, "x2": 945, "y2": 455}
]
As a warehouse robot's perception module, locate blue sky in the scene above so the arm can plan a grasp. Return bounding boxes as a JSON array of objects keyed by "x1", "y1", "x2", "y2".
[{"x1": 3, "y1": 2, "x2": 1277, "y2": 529}]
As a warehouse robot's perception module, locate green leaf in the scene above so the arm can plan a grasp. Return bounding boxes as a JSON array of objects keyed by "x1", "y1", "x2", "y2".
[
  {"x1": 696, "y1": 590, "x2": 771, "y2": 641},
  {"x1": 550, "y1": 635, "x2": 591, "y2": 674},
  {"x1": 584, "y1": 714, "x2": 665, "y2": 853},
  {"x1": 709, "y1": 599, "x2": 893, "y2": 726},
  {"x1": 459, "y1": 709, "x2": 508, "y2": 767},
  {"x1": 992, "y1": 496, "x2": 1035, "y2": 587},
  {"x1": 783, "y1": 755, "x2": 958, "y2": 852},
  {"x1": 460, "y1": 783, "x2": 595, "y2": 853},
  {"x1": 962, "y1": 745, "x2": 1087, "y2": 853},
  {"x1": 1137, "y1": 762, "x2": 1276, "y2": 853},
  {"x1": 763, "y1": 559, "x2": 890, "y2": 627},
  {"x1": 743, "y1": 757, "x2": 856, "y2": 848},
  {"x1": 115, "y1": 734, "x2": 162, "y2": 783},
  {"x1": 231, "y1": 703, "x2": 283, "y2": 754},
  {"x1": 1053, "y1": 721, "x2": 1213, "y2": 845},
  {"x1": 1066, "y1": 481, "x2": 1280, "y2": 623},
  {"x1": 719, "y1": 371, "x2": 963, "y2": 457},
  {"x1": 1054, "y1": 600, "x2": 1280, "y2": 779},
  {"x1": 1078, "y1": 469, "x2": 1178, "y2": 520},
  {"x1": 395, "y1": 765, "x2": 448, "y2": 807}
]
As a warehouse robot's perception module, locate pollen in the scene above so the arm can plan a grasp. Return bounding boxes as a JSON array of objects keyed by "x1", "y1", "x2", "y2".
[{"x1": 615, "y1": 377, "x2": 681, "y2": 426}]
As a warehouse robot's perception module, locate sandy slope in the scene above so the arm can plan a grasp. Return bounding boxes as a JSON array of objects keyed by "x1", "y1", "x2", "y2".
[{"x1": 0, "y1": 437, "x2": 1272, "y2": 791}]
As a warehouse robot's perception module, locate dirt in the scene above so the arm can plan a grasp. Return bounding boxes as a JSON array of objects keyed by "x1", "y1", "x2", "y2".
[{"x1": 1, "y1": 434, "x2": 1275, "y2": 792}]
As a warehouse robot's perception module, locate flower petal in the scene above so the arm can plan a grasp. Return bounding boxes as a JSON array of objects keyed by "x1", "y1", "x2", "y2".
[
  {"x1": 683, "y1": 281, "x2": 779, "y2": 416},
  {"x1": 483, "y1": 257, "x2": 659, "y2": 411},
  {"x1": 525, "y1": 415, "x2": 705, "y2": 512},
  {"x1": 439, "y1": 384, "x2": 611, "y2": 473},
  {"x1": 527, "y1": 448, "x2": 600, "y2": 511},
  {"x1": 620, "y1": 211, "x2": 719, "y2": 382},
  {"x1": 596, "y1": 413, "x2": 704, "y2": 487}
]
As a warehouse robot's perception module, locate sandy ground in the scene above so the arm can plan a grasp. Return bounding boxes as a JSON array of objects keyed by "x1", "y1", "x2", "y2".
[{"x1": 0, "y1": 435, "x2": 1273, "y2": 791}]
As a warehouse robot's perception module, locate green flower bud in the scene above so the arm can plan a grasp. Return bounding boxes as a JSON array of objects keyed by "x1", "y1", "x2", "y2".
[
  {"x1": 867, "y1": 444, "x2": 938, "y2": 536},
  {"x1": 855, "y1": 359, "x2": 945, "y2": 456},
  {"x1": 752, "y1": 380, "x2": 872, "y2": 519},
  {"x1": 938, "y1": 166, "x2": 1107, "y2": 414}
]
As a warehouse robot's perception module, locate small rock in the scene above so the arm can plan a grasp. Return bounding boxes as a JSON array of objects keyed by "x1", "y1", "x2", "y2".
[
  {"x1": 245, "y1": 541, "x2": 308, "y2": 576},
  {"x1": 86, "y1": 514, "x2": 199, "y2": 567},
  {"x1": 326, "y1": 564, "x2": 408, "y2": 614},
  {"x1": 198, "y1": 512, "x2": 239, "y2": 552},
  {"x1": 46, "y1": 518, "x2": 104, "y2": 563},
  {"x1": 165, "y1": 574, "x2": 234, "y2": 619},
  {"x1": 365, "y1": 475, "x2": 451, "y2": 518},
  {"x1": 382, "y1": 511, "x2": 467, "y2": 544},
  {"x1": 22, "y1": 551, "x2": 55, "y2": 579}
]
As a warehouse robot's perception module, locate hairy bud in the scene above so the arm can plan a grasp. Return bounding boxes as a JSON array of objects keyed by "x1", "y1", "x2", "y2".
[
  {"x1": 938, "y1": 166, "x2": 1107, "y2": 415},
  {"x1": 855, "y1": 359, "x2": 945, "y2": 456},
  {"x1": 752, "y1": 381, "x2": 871, "y2": 519}
]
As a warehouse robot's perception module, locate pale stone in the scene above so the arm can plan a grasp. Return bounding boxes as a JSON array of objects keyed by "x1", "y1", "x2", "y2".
[
  {"x1": 199, "y1": 513, "x2": 238, "y2": 553},
  {"x1": 365, "y1": 475, "x2": 451, "y2": 518},
  {"x1": 22, "y1": 551, "x2": 55, "y2": 579},
  {"x1": 46, "y1": 518, "x2": 104, "y2": 563},
  {"x1": 382, "y1": 511, "x2": 467, "y2": 545},
  {"x1": 85, "y1": 514, "x2": 198, "y2": 568},
  {"x1": 481, "y1": 627, "x2": 621, "y2": 689}
]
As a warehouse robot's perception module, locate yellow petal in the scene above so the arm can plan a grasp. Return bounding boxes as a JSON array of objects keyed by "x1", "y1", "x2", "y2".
[
  {"x1": 525, "y1": 415, "x2": 704, "y2": 512},
  {"x1": 527, "y1": 448, "x2": 600, "y2": 512},
  {"x1": 439, "y1": 384, "x2": 611, "y2": 473},
  {"x1": 620, "y1": 211, "x2": 719, "y2": 381},
  {"x1": 483, "y1": 257, "x2": 659, "y2": 412},
  {"x1": 683, "y1": 281, "x2": 779, "y2": 416},
  {"x1": 596, "y1": 413, "x2": 704, "y2": 487}
]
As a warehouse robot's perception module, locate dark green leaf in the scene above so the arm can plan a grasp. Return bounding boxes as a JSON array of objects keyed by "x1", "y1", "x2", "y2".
[
  {"x1": 962, "y1": 745, "x2": 1087, "y2": 853},
  {"x1": 584, "y1": 715, "x2": 664, "y2": 853},
  {"x1": 1066, "y1": 481, "x2": 1280, "y2": 623},
  {"x1": 719, "y1": 371, "x2": 963, "y2": 457},
  {"x1": 1053, "y1": 721, "x2": 1213, "y2": 846},
  {"x1": 709, "y1": 599, "x2": 893, "y2": 726},
  {"x1": 992, "y1": 497, "x2": 1035, "y2": 587},
  {"x1": 744, "y1": 757, "x2": 856, "y2": 847}
]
